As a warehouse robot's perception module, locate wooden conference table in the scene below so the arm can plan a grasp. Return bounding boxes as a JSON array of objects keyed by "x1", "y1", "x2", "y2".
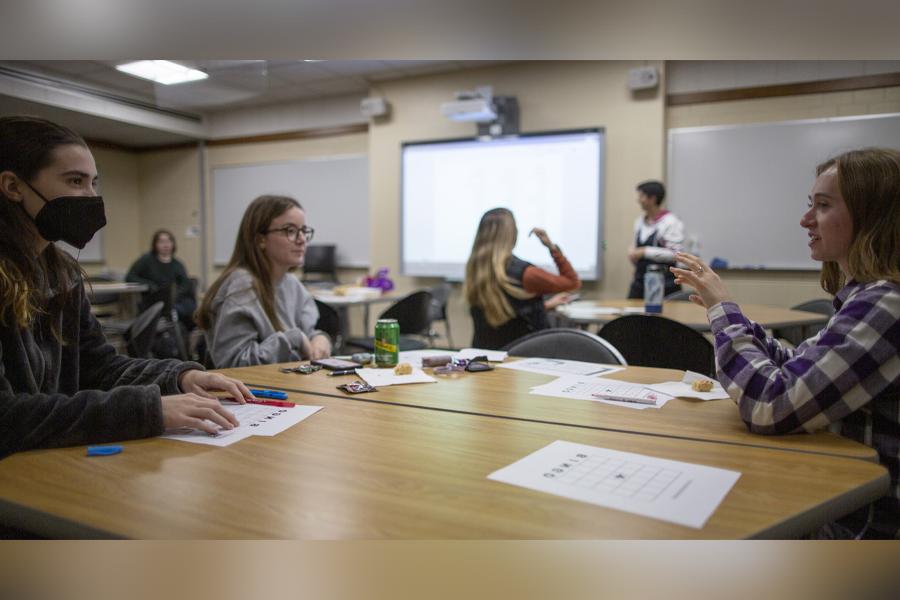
[
  {"x1": 224, "y1": 362, "x2": 877, "y2": 461},
  {"x1": 0, "y1": 388, "x2": 886, "y2": 539},
  {"x1": 557, "y1": 299, "x2": 830, "y2": 333}
]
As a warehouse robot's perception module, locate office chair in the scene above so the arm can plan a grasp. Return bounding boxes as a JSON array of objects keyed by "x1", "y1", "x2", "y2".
[
  {"x1": 301, "y1": 244, "x2": 338, "y2": 283},
  {"x1": 426, "y1": 281, "x2": 454, "y2": 348},
  {"x1": 345, "y1": 290, "x2": 434, "y2": 352},
  {"x1": 772, "y1": 298, "x2": 835, "y2": 347},
  {"x1": 314, "y1": 299, "x2": 343, "y2": 354},
  {"x1": 598, "y1": 314, "x2": 716, "y2": 377},
  {"x1": 503, "y1": 328, "x2": 627, "y2": 365},
  {"x1": 124, "y1": 301, "x2": 165, "y2": 358}
]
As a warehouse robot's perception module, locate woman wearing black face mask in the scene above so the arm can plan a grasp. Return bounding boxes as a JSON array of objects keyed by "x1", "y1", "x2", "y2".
[{"x1": 0, "y1": 116, "x2": 253, "y2": 459}]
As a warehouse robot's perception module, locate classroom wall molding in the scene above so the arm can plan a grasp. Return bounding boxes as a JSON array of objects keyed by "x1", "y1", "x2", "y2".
[
  {"x1": 205, "y1": 123, "x2": 369, "y2": 147},
  {"x1": 667, "y1": 72, "x2": 900, "y2": 106}
]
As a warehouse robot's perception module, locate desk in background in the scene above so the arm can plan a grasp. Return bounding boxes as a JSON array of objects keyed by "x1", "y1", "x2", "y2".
[
  {"x1": 86, "y1": 282, "x2": 148, "y2": 319},
  {"x1": 557, "y1": 299, "x2": 829, "y2": 334},
  {"x1": 221, "y1": 362, "x2": 877, "y2": 462},
  {"x1": 0, "y1": 389, "x2": 886, "y2": 539},
  {"x1": 310, "y1": 287, "x2": 398, "y2": 338}
]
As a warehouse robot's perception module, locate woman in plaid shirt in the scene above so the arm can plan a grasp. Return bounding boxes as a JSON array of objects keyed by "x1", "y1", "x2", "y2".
[{"x1": 671, "y1": 148, "x2": 900, "y2": 539}]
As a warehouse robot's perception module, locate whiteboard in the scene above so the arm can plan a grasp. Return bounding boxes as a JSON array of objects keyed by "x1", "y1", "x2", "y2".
[
  {"x1": 667, "y1": 113, "x2": 900, "y2": 270},
  {"x1": 212, "y1": 155, "x2": 369, "y2": 267},
  {"x1": 57, "y1": 232, "x2": 103, "y2": 263}
]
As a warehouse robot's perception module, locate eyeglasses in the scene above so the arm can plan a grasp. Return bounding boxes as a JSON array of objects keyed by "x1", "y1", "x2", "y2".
[{"x1": 265, "y1": 225, "x2": 315, "y2": 243}]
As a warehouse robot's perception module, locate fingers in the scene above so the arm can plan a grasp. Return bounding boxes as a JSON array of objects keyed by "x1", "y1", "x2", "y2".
[{"x1": 214, "y1": 375, "x2": 252, "y2": 404}]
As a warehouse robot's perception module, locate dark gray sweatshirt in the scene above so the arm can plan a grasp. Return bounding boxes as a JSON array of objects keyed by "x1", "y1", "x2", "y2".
[{"x1": 0, "y1": 281, "x2": 201, "y2": 459}]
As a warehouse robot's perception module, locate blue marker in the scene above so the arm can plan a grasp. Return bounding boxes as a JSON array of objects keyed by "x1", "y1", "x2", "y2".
[
  {"x1": 249, "y1": 389, "x2": 289, "y2": 400},
  {"x1": 87, "y1": 445, "x2": 123, "y2": 457}
]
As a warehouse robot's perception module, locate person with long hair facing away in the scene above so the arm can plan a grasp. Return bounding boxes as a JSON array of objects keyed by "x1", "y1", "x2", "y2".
[
  {"x1": 0, "y1": 116, "x2": 250, "y2": 459},
  {"x1": 196, "y1": 195, "x2": 331, "y2": 368},
  {"x1": 465, "y1": 208, "x2": 580, "y2": 349},
  {"x1": 672, "y1": 148, "x2": 900, "y2": 539}
]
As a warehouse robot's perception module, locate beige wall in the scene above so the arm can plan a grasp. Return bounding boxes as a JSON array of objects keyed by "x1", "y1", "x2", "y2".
[
  {"x1": 87, "y1": 146, "x2": 141, "y2": 276},
  {"x1": 136, "y1": 147, "x2": 203, "y2": 278},
  {"x1": 369, "y1": 60, "x2": 666, "y2": 346},
  {"x1": 96, "y1": 63, "x2": 898, "y2": 347},
  {"x1": 666, "y1": 84, "x2": 900, "y2": 307}
]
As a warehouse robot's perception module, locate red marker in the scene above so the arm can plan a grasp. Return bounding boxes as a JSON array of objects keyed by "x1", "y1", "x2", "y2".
[{"x1": 246, "y1": 399, "x2": 294, "y2": 408}]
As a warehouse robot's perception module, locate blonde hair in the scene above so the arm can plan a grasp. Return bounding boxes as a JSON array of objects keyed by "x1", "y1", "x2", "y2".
[
  {"x1": 196, "y1": 195, "x2": 303, "y2": 331},
  {"x1": 815, "y1": 148, "x2": 900, "y2": 295},
  {"x1": 464, "y1": 208, "x2": 535, "y2": 327}
]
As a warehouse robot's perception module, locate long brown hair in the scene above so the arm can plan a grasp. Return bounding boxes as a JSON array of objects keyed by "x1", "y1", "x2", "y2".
[
  {"x1": 196, "y1": 195, "x2": 303, "y2": 331},
  {"x1": 0, "y1": 116, "x2": 87, "y2": 337},
  {"x1": 816, "y1": 148, "x2": 900, "y2": 294},
  {"x1": 464, "y1": 208, "x2": 535, "y2": 327}
]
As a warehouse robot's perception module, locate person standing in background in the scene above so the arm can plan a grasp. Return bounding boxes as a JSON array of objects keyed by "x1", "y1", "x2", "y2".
[
  {"x1": 126, "y1": 229, "x2": 196, "y2": 331},
  {"x1": 627, "y1": 180, "x2": 685, "y2": 299}
]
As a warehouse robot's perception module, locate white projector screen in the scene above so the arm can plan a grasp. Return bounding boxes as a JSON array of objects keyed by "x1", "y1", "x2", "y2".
[{"x1": 401, "y1": 129, "x2": 605, "y2": 280}]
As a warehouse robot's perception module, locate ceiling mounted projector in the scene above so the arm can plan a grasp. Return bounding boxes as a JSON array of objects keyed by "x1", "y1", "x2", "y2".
[{"x1": 440, "y1": 86, "x2": 497, "y2": 122}]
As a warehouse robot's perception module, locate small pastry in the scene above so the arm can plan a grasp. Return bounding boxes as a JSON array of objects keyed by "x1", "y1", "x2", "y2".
[
  {"x1": 394, "y1": 362, "x2": 413, "y2": 375},
  {"x1": 691, "y1": 379, "x2": 714, "y2": 392}
]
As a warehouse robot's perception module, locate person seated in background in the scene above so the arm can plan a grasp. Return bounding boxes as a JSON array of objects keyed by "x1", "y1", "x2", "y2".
[
  {"x1": 196, "y1": 195, "x2": 331, "y2": 367},
  {"x1": 672, "y1": 148, "x2": 900, "y2": 539},
  {"x1": 627, "y1": 180, "x2": 685, "y2": 299},
  {"x1": 0, "y1": 115, "x2": 249, "y2": 459},
  {"x1": 126, "y1": 229, "x2": 196, "y2": 331},
  {"x1": 465, "y1": 207, "x2": 580, "y2": 350}
]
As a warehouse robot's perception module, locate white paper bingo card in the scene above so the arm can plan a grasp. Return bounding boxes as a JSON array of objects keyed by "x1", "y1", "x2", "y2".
[{"x1": 488, "y1": 440, "x2": 741, "y2": 529}]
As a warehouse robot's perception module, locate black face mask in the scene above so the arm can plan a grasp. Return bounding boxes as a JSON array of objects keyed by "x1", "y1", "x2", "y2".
[{"x1": 21, "y1": 181, "x2": 107, "y2": 249}]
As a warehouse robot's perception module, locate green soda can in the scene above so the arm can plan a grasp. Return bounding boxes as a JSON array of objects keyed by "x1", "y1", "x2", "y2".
[{"x1": 374, "y1": 318, "x2": 400, "y2": 367}]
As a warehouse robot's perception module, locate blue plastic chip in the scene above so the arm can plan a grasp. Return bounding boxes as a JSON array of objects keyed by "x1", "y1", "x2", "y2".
[{"x1": 87, "y1": 445, "x2": 123, "y2": 457}]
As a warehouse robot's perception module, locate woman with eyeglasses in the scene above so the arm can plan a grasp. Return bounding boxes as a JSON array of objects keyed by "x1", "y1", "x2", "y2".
[{"x1": 196, "y1": 195, "x2": 332, "y2": 367}]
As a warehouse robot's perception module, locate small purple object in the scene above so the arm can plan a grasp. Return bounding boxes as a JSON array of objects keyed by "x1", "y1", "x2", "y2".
[{"x1": 364, "y1": 267, "x2": 394, "y2": 292}]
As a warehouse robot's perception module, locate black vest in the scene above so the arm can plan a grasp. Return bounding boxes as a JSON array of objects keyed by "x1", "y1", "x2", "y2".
[{"x1": 471, "y1": 256, "x2": 548, "y2": 350}]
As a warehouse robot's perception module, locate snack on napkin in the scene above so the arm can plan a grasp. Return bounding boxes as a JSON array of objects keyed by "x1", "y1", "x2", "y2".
[
  {"x1": 393, "y1": 362, "x2": 413, "y2": 375},
  {"x1": 691, "y1": 379, "x2": 714, "y2": 392}
]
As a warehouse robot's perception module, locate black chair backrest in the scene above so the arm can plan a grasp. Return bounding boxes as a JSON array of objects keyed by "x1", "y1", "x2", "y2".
[
  {"x1": 503, "y1": 328, "x2": 627, "y2": 365},
  {"x1": 664, "y1": 289, "x2": 694, "y2": 301},
  {"x1": 598, "y1": 314, "x2": 715, "y2": 376},
  {"x1": 772, "y1": 298, "x2": 835, "y2": 346},
  {"x1": 314, "y1": 299, "x2": 342, "y2": 342},
  {"x1": 792, "y1": 298, "x2": 835, "y2": 315},
  {"x1": 126, "y1": 301, "x2": 165, "y2": 358},
  {"x1": 428, "y1": 281, "x2": 451, "y2": 321},
  {"x1": 380, "y1": 291, "x2": 434, "y2": 335},
  {"x1": 302, "y1": 245, "x2": 338, "y2": 281}
]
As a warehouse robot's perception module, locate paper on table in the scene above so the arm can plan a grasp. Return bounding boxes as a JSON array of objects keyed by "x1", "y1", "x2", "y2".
[
  {"x1": 529, "y1": 376, "x2": 673, "y2": 410},
  {"x1": 161, "y1": 402, "x2": 323, "y2": 447},
  {"x1": 645, "y1": 370, "x2": 731, "y2": 401},
  {"x1": 357, "y1": 367, "x2": 437, "y2": 387},
  {"x1": 488, "y1": 440, "x2": 741, "y2": 529},
  {"x1": 497, "y1": 358, "x2": 625, "y2": 378},
  {"x1": 560, "y1": 303, "x2": 623, "y2": 316},
  {"x1": 456, "y1": 348, "x2": 508, "y2": 362}
]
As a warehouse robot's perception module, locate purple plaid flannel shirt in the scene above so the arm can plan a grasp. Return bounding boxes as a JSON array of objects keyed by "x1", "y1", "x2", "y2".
[{"x1": 708, "y1": 279, "x2": 900, "y2": 538}]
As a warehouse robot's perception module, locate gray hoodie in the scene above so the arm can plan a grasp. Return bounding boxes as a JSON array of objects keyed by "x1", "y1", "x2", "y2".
[{"x1": 206, "y1": 269, "x2": 325, "y2": 368}]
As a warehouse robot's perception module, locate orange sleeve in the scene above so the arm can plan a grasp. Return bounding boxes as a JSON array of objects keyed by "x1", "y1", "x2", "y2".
[{"x1": 521, "y1": 247, "x2": 581, "y2": 294}]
